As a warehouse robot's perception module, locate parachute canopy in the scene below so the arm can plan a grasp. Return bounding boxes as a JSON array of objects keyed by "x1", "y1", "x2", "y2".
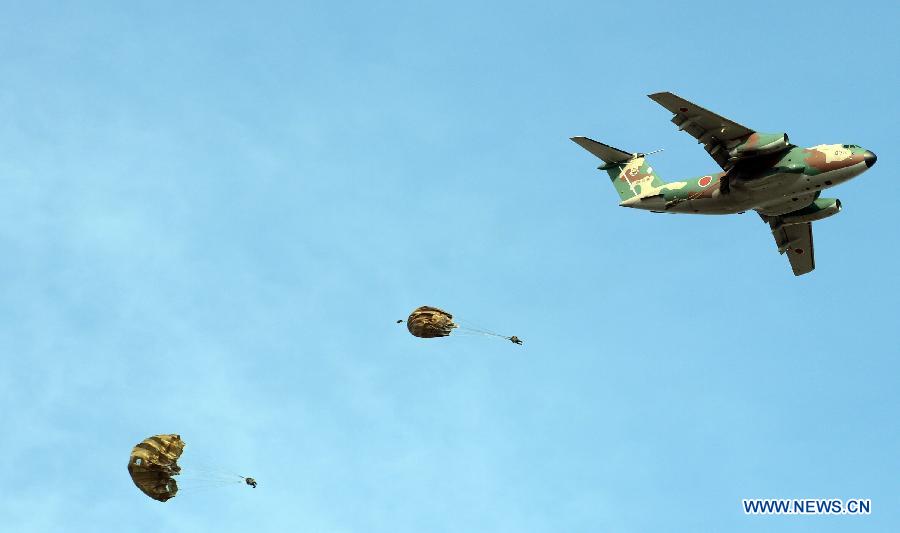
[
  {"x1": 128, "y1": 434, "x2": 184, "y2": 502},
  {"x1": 406, "y1": 306, "x2": 458, "y2": 338}
]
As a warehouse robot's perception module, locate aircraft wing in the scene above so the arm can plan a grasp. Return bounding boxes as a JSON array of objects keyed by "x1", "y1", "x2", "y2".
[
  {"x1": 648, "y1": 92, "x2": 755, "y2": 170},
  {"x1": 768, "y1": 221, "x2": 815, "y2": 276}
]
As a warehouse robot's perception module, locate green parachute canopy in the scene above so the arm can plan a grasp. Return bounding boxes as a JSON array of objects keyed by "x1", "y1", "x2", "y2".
[
  {"x1": 406, "y1": 306, "x2": 458, "y2": 338},
  {"x1": 128, "y1": 434, "x2": 184, "y2": 502}
]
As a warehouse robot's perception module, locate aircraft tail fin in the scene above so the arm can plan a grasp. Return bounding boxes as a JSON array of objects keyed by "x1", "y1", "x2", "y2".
[{"x1": 570, "y1": 136, "x2": 666, "y2": 201}]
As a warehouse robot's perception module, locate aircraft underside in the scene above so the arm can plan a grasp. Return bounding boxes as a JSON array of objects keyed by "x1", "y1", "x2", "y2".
[{"x1": 643, "y1": 161, "x2": 869, "y2": 216}]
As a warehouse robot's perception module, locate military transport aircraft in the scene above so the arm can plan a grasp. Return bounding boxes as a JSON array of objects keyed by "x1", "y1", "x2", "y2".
[{"x1": 572, "y1": 92, "x2": 877, "y2": 276}]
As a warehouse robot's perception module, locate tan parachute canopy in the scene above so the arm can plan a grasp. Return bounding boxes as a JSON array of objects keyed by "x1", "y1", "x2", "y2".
[
  {"x1": 407, "y1": 306, "x2": 458, "y2": 338},
  {"x1": 128, "y1": 434, "x2": 184, "y2": 502},
  {"x1": 404, "y1": 305, "x2": 522, "y2": 344}
]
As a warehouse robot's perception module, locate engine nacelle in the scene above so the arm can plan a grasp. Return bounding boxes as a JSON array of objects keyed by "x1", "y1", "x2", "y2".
[
  {"x1": 728, "y1": 132, "x2": 790, "y2": 159},
  {"x1": 780, "y1": 198, "x2": 841, "y2": 225}
]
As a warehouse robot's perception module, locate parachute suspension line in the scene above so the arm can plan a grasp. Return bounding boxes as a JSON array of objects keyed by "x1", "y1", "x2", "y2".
[
  {"x1": 184, "y1": 474, "x2": 244, "y2": 486},
  {"x1": 184, "y1": 455, "x2": 255, "y2": 488},
  {"x1": 183, "y1": 451, "x2": 246, "y2": 479},
  {"x1": 458, "y1": 327, "x2": 507, "y2": 339},
  {"x1": 188, "y1": 463, "x2": 244, "y2": 477},
  {"x1": 177, "y1": 467, "x2": 245, "y2": 490},
  {"x1": 178, "y1": 480, "x2": 244, "y2": 494},
  {"x1": 455, "y1": 318, "x2": 513, "y2": 340},
  {"x1": 452, "y1": 329, "x2": 500, "y2": 339},
  {"x1": 179, "y1": 473, "x2": 244, "y2": 483},
  {"x1": 184, "y1": 469, "x2": 243, "y2": 482},
  {"x1": 455, "y1": 318, "x2": 499, "y2": 335}
]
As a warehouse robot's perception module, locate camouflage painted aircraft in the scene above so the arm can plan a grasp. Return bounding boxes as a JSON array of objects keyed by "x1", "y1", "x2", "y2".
[{"x1": 572, "y1": 92, "x2": 877, "y2": 276}]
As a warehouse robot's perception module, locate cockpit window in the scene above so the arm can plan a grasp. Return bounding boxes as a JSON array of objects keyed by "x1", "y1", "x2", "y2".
[{"x1": 842, "y1": 144, "x2": 859, "y2": 149}]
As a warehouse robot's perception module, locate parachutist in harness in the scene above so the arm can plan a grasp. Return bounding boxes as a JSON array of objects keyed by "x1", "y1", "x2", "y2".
[
  {"x1": 245, "y1": 477, "x2": 257, "y2": 488},
  {"x1": 404, "y1": 305, "x2": 522, "y2": 344}
]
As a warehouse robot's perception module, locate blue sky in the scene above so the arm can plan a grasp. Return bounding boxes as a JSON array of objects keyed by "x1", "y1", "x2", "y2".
[{"x1": 0, "y1": 1, "x2": 897, "y2": 531}]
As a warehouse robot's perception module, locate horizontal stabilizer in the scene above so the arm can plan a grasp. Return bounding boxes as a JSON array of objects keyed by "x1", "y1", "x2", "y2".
[
  {"x1": 571, "y1": 135, "x2": 667, "y2": 201},
  {"x1": 570, "y1": 136, "x2": 631, "y2": 164}
]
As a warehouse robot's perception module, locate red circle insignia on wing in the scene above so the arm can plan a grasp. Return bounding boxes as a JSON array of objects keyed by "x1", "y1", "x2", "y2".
[{"x1": 698, "y1": 175, "x2": 712, "y2": 187}]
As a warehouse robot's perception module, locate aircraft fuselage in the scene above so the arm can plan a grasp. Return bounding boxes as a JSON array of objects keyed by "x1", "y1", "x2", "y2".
[{"x1": 620, "y1": 144, "x2": 876, "y2": 216}]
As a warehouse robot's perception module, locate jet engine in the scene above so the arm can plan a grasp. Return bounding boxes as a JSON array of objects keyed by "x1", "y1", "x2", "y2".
[
  {"x1": 780, "y1": 198, "x2": 841, "y2": 225},
  {"x1": 728, "y1": 132, "x2": 790, "y2": 159}
]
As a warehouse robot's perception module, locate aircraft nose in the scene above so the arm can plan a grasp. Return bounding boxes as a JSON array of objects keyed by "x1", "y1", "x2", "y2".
[{"x1": 864, "y1": 150, "x2": 877, "y2": 168}]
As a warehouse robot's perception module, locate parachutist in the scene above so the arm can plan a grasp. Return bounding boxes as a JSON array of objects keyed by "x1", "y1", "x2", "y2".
[
  {"x1": 396, "y1": 319, "x2": 403, "y2": 324},
  {"x1": 405, "y1": 305, "x2": 521, "y2": 345},
  {"x1": 245, "y1": 477, "x2": 257, "y2": 488}
]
